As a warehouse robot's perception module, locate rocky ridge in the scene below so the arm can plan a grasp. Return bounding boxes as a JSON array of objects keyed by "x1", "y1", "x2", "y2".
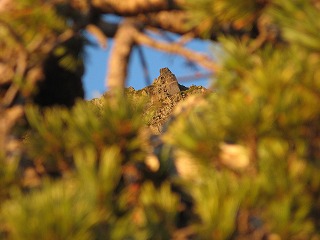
[
  {"x1": 91, "y1": 67, "x2": 208, "y2": 134},
  {"x1": 125, "y1": 68, "x2": 207, "y2": 133}
]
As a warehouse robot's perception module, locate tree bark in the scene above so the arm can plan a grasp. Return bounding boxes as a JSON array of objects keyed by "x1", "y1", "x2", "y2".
[
  {"x1": 139, "y1": 10, "x2": 191, "y2": 35},
  {"x1": 106, "y1": 20, "x2": 139, "y2": 91},
  {"x1": 0, "y1": 106, "x2": 24, "y2": 157}
]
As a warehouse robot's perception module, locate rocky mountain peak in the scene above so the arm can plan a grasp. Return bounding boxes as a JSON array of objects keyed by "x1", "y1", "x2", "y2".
[
  {"x1": 144, "y1": 68, "x2": 207, "y2": 133},
  {"x1": 92, "y1": 68, "x2": 208, "y2": 134},
  {"x1": 149, "y1": 67, "x2": 181, "y2": 103}
]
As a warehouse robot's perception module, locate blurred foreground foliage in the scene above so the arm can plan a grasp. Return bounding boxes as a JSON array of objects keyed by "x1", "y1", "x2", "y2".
[{"x1": 1, "y1": 0, "x2": 320, "y2": 239}]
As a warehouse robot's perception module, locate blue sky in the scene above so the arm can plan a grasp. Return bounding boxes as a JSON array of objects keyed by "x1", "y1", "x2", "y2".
[{"x1": 83, "y1": 32, "x2": 214, "y2": 99}]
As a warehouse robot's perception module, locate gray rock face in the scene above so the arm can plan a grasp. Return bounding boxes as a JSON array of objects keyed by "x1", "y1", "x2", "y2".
[
  {"x1": 149, "y1": 68, "x2": 181, "y2": 103},
  {"x1": 91, "y1": 67, "x2": 208, "y2": 134},
  {"x1": 114, "y1": 67, "x2": 208, "y2": 134},
  {"x1": 147, "y1": 68, "x2": 184, "y2": 133}
]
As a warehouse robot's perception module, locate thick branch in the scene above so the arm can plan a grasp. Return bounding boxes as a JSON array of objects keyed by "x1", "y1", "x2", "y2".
[
  {"x1": 141, "y1": 11, "x2": 274, "y2": 42},
  {"x1": 0, "y1": 0, "x2": 12, "y2": 12},
  {"x1": 92, "y1": 1, "x2": 265, "y2": 42},
  {"x1": 92, "y1": 0, "x2": 184, "y2": 16},
  {"x1": 139, "y1": 10, "x2": 192, "y2": 35},
  {"x1": 106, "y1": 20, "x2": 137, "y2": 90}
]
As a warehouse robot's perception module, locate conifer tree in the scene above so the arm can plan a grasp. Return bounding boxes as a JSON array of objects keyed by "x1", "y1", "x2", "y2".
[{"x1": 1, "y1": 0, "x2": 320, "y2": 239}]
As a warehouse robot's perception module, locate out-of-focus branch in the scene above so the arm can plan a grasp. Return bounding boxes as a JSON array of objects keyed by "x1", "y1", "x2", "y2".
[
  {"x1": 140, "y1": 10, "x2": 192, "y2": 35},
  {"x1": 89, "y1": 0, "x2": 271, "y2": 46},
  {"x1": 86, "y1": 24, "x2": 108, "y2": 48},
  {"x1": 134, "y1": 31, "x2": 218, "y2": 72},
  {"x1": 177, "y1": 72, "x2": 214, "y2": 83},
  {"x1": 92, "y1": 0, "x2": 184, "y2": 16},
  {"x1": 0, "y1": 0, "x2": 12, "y2": 12},
  {"x1": 106, "y1": 20, "x2": 218, "y2": 91},
  {"x1": 141, "y1": 11, "x2": 276, "y2": 42},
  {"x1": 136, "y1": 45, "x2": 151, "y2": 86},
  {"x1": 0, "y1": 106, "x2": 24, "y2": 155},
  {"x1": 0, "y1": 19, "x2": 28, "y2": 107},
  {"x1": 106, "y1": 20, "x2": 137, "y2": 91},
  {"x1": 96, "y1": 20, "x2": 118, "y2": 38}
]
